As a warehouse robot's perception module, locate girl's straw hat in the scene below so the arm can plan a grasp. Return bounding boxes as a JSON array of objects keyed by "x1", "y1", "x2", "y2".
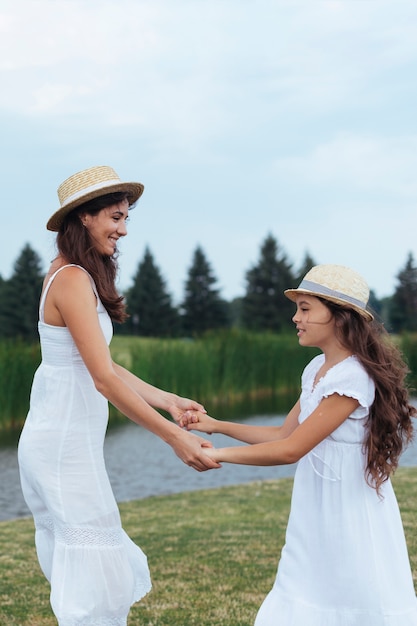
[
  {"x1": 284, "y1": 264, "x2": 373, "y2": 321},
  {"x1": 47, "y1": 165, "x2": 144, "y2": 232}
]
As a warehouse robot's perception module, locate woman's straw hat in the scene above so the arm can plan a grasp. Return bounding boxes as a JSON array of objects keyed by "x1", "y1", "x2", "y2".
[
  {"x1": 47, "y1": 165, "x2": 144, "y2": 232},
  {"x1": 284, "y1": 264, "x2": 373, "y2": 321}
]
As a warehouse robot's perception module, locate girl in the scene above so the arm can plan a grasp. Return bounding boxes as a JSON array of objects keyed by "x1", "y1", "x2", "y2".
[
  {"x1": 182, "y1": 264, "x2": 417, "y2": 625},
  {"x1": 18, "y1": 165, "x2": 219, "y2": 626}
]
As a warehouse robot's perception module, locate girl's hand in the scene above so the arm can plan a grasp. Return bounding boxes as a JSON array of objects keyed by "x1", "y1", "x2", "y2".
[
  {"x1": 178, "y1": 409, "x2": 218, "y2": 434},
  {"x1": 168, "y1": 396, "x2": 207, "y2": 424},
  {"x1": 200, "y1": 445, "x2": 222, "y2": 465}
]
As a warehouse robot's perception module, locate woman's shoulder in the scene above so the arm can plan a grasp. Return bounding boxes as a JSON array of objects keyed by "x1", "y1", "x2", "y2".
[
  {"x1": 43, "y1": 263, "x2": 97, "y2": 297},
  {"x1": 48, "y1": 263, "x2": 92, "y2": 282},
  {"x1": 40, "y1": 263, "x2": 99, "y2": 326}
]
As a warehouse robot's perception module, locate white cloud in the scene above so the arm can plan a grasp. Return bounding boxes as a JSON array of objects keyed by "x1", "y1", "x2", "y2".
[
  {"x1": 274, "y1": 133, "x2": 417, "y2": 198},
  {"x1": 0, "y1": 0, "x2": 417, "y2": 302},
  {"x1": 1, "y1": 0, "x2": 416, "y2": 124}
]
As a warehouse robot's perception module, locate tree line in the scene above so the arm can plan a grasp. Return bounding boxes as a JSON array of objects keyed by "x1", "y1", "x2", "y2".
[{"x1": 1, "y1": 235, "x2": 417, "y2": 340}]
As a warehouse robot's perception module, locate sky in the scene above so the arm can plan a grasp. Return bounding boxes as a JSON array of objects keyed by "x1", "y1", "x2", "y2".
[{"x1": 1, "y1": 0, "x2": 417, "y2": 304}]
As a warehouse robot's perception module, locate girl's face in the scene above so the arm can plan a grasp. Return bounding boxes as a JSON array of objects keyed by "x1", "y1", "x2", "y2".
[
  {"x1": 80, "y1": 199, "x2": 129, "y2": 256},
  {"x1": 292, "y1": 295, "x2": 336, "y2": 350}
]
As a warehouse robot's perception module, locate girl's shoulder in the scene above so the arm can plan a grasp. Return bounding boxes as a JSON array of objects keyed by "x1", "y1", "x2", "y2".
[
  {"x1": 334, "y1": 355, "x2": 374, "y2": 386},
  {"x1": 308, "y1": 355, "x2": 375, "y2": 412},
  {"x1": 302, "y1": 354, "x2": 325, "y2": 380},
  {"x1": 302, "y1": 353, "x2": 368, "y2": 380}
]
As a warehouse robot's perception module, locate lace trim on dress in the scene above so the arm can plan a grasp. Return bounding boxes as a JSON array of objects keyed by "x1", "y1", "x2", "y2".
[
  {"x1": 55, "y1": 525, "x2": 123, "y2": 547},
  {"x1": 35, "y1": 516, "x2": 123, "y2": 547}
]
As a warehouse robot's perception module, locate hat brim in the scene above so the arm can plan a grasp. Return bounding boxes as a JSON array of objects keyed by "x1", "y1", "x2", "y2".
[
  {"x1": 284, "y1": 288, "x2": 374, "y2": 321},
  {"x1": 47, "y1": 181, "x2": 144, "y2": 232}
]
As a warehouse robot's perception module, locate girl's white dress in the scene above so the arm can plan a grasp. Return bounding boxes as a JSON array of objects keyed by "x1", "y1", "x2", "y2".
[
  {"x1": 255, "y1": 354, "x2": 417, "y2": 626},
  {"x1": 18, "y1": 266, "x2": 151, "y2": 626}
]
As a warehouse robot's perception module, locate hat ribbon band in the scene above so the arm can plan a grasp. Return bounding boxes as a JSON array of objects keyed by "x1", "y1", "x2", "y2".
[
  {"x1": 297, "y1": 279, "x2": 367, "y2": 309},
  {"x1": 62, "y1": 178, "x2": 121, "y2": 207}
]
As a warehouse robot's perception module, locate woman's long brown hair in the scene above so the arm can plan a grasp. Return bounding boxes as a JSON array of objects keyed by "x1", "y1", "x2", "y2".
[
  {"x1": 323, "y1": 300, "x2": 415, "y2": 494},
  {"x1": 56, "y1": 192, "x2": 134, "y2": 323}
]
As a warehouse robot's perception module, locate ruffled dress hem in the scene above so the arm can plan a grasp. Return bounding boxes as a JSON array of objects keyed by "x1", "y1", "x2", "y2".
[{"x1": 255, "y1": 589, "x2": 417, "y2": 626}]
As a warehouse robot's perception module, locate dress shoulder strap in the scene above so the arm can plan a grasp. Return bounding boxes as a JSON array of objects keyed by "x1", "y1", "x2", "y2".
[{"x1": 39, "y1": 264, "x2": 98, "y2": 322}]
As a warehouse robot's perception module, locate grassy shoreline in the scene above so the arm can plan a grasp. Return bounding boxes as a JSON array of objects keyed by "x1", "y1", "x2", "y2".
[{"x1": 1, "y1": 468, "x2": 417, "y2": 625}]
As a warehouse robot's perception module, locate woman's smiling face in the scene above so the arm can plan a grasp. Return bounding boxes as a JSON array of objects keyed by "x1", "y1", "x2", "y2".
[{"x1": 80, "y1": 199, "x2": 129, "y2": 256}]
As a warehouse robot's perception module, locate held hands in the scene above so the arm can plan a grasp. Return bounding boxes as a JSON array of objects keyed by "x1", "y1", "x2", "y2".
[
  {"x1": 167, "y1": 396, "x2": 221, "y2": 471},
  {"x1": 172, "y1": 430, "x2": 221, "y2": 472},
  {"x1": 198, "y1": 444, "x2": 222, "y2": 465},
  {"x1": 167, "y1": 396, "x2": 207, "y2": 425},
  {"x1": 178, "y1": 409, "x2": 218, "y2": 434}
]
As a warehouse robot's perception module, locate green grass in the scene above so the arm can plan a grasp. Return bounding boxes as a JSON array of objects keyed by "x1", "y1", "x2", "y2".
[{"x1": 1, "y1": 468, "x2": 416, "y2": 625}]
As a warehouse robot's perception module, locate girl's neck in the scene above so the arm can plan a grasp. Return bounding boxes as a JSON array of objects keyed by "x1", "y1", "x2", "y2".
[
  {"x1": 321, "y1": 345, "x2": 353, "y2": 368},
  {"x1": 312, "y1": 345, "x2": 353, "y2": 389}
]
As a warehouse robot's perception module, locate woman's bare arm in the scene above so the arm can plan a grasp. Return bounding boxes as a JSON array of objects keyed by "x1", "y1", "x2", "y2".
[
  {"x1": 48, "y1": 267, "x2": 220, "y2": 472},
  {"x1": 112, "y1": 363, "x2": 206, "y2": 423}
]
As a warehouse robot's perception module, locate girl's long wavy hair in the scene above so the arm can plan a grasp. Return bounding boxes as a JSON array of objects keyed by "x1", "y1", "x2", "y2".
[
  {"x1": 322, "y1": 299, "x2": 415, "y2": 494},
  {"x1": 56, "y1": 191, "x2": 134, "y2": 323}
]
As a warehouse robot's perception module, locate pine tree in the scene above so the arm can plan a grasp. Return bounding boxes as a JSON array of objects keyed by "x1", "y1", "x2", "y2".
[
  {"x1": 241, "y1": 233, "x2": 295, "y2": 332},
  {"x1": 295, "y1": 251, "x2": 316, "y2": 285},
  {"x1": 125, "y1": 247, "x2": 180, "y2": 337},
  {"x1": 181, "y1": 245, "x2": 229, "y2": 335},
  {"x1": 389, "y1": 252, "x2": 417, "y2": 333},
  {"x1": 0, "y1": 243, "x2": 44, "y2": 339},
  {"x1": 368, "y1": 289, "x2": 382, "y2": 319}
]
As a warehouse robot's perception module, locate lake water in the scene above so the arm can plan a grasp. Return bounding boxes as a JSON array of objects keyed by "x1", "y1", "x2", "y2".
[{"x1": 2, "y1": 412, "x2": 417, "y2": 522}]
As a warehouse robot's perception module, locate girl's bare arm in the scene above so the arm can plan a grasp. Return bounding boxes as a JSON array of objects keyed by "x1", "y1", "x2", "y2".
[
  {"x1": 202, "y1": 394, "x2": 359, "y2": 466},
  {"x1": 180, "y1": 400, "x2": 301, "y2": 444}
]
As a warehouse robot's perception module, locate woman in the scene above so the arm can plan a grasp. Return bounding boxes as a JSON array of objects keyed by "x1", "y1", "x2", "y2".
[
  {"x1": 182, "y1": 264, "x2": 417, "y2": 625},
  {"x1": 18, "y1": 165, "x2": 219, "y2": 626}
]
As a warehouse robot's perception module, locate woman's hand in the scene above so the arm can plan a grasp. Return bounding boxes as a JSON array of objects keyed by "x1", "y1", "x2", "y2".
[
  {"x1": 167, "y1": 396, "x2": 207, "y2": 424},
  {"x1": 178, "y1": 409, "x2": 218, "y2": 434},
  {"x1": 171, "y1": 430, "x2": 221, "y2": 471}
]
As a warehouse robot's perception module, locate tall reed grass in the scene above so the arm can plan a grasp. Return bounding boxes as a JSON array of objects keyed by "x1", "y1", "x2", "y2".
[
  {"x1": 401, "y1": 334, "x2": 417, "y2": 392},
  {"x1": 113, "y1": 330, "x2": 317, "y2": 407},
  {"x1": 0, "y1": 340, "x2": 40, "y2": 435},
  {"x1": 1, "y1": 331, "x2": 417, "y2": 438}
]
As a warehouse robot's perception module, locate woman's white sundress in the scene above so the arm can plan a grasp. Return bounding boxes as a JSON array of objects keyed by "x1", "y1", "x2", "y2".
[
  {"x1": 18, "y1": 265, "x2": 151, "y2": 626},
  {"x1": 255, "y1": 354, "x2": 417, "y2": 626}
]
